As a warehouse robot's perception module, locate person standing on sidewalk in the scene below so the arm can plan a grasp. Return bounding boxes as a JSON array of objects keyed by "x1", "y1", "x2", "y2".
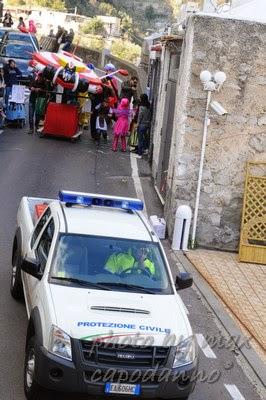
[
  {"x1": 135, "y1": 94, "x2": 151, "y2": 158},
  {"x1": 28, "y1": 72, "x2": 40, "y2": 134},
  {"x1": 120, "y1": 76, "x2": 139, "y2": 103},
  {"x1": 112, "y1": 98, "x2": 133, "y2": 152},
  {"x1": 62, "y1": 29, "x2": 74, "y2": 52},
  {"x1": 3, "y1": 60, "x2": 22, "y2": 109},
  {"x1": 53, "y1": 26, "x2": 63, "y2": 52},
  {"x1": 17, "y1": 17, "x2": 26, "y2": 30},
  {"x1": 3, "y1": 11, "x2": 13, "y2": 27},
  {"x1": 95, "y1": 100, "x2": 112, "y2": 143},
  {"x1": 28, "y1": 20, "x2": 37, "y2": 34},
  {"x1": 28, "y1": 72, "x2": 53, "y2": 134}
]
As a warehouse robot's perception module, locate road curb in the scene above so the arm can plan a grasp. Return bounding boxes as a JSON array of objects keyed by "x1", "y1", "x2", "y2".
[{"x1": 172, "y1": 250, "x2": 266, "y2": 388}]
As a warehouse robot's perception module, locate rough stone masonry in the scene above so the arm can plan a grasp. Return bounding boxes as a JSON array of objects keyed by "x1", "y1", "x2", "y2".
[{"x1": 164, "y1": 15, "x2": 266, "y2": 250}]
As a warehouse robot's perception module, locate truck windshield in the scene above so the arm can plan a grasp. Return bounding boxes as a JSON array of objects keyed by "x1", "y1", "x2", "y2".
[{"x1": 50, "y1": 234, "x2": 173, "y2": 294}]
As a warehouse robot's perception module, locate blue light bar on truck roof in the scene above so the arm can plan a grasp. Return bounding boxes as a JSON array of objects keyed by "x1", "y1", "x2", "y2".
[{"x1": 59, "y1": 190, "x2": 144, "y2": 211}]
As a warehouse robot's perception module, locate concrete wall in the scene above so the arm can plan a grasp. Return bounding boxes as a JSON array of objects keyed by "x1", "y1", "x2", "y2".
[{"x1": 157, "y1": 15, "x2": 266, "y2": 250}]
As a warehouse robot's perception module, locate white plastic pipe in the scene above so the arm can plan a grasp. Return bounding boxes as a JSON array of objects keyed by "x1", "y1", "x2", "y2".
[{"x1": 191, "y1": 90, "x2": 212, "y2": 249}]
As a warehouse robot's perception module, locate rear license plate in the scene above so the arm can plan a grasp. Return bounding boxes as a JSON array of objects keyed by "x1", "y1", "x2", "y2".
[{"x1": 105, "y1": 382, "x2": 140, "y2": 395}]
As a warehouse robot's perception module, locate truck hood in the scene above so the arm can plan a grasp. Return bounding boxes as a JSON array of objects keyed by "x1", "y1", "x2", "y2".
[{"x1": 49, "y1": 285, "x2": 191, "y2": 346}]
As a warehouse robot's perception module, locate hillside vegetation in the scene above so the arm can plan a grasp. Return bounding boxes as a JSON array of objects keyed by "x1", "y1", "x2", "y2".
[{"x1": 66, "y1": 0, "x2": 174, "y2": 40}]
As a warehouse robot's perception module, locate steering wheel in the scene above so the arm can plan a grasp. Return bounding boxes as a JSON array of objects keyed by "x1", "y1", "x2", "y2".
[{"x1": 120, "y1": 266, "x2": 152, "y2": 277}]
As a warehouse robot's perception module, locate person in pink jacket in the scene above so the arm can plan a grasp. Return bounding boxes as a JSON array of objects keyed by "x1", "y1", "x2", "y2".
[
  {"x1": 29, "y1": 20, "x2": 37, "y2": 34},
  {"x1": 112, "y1": 98, "x2": 134, "y2": 152}
]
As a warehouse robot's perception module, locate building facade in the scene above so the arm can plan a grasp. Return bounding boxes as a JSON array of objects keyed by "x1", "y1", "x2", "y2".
[{"x1": 151, "y1": 14, "x2": 266, "y2": 250}]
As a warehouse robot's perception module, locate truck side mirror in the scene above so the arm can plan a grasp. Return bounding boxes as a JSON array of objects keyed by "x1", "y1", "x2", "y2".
[
  {"x1": 175, "y1": 272, "x2": 193, "y2": 290},
  {"x1": 21, "y1": 257, "x2": 42, "y2": 280}
]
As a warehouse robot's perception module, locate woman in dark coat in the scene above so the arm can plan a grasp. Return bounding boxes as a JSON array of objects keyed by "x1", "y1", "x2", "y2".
[
  {"x1": 136, "y1": 94, "x2": 151, "y2": 157},
  {"x1": 3, "y1": 11, "x2": 13, "y2": 27}
]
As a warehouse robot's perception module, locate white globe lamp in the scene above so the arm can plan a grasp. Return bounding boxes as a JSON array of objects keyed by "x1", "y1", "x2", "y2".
[
  {"x1": 214, "y1": 71, "x2": 226, "y2": 85},
  {"x1": 200, "y1": 70, "x2": 212, "y2": 83}
]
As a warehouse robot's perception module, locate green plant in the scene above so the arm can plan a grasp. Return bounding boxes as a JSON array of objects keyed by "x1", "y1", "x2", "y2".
[
  {"x1": 7, "y1": 0, "x2": 65, "y2": 9},
  {"x1": 77, "y1": 35, "x2": 104, "y2": 51},
  {"x1": 82, "y1": 17, "x2": 106, "y2": 36},
  {"x1": 111, "y1": 38, "x2": 141, "y2": 64},
  {"x1": 145, "y1": 5, "x2": 156, "y2": 22},
  {"x1": 98, "y1": 2, "x2": 116, "y2": 16}
]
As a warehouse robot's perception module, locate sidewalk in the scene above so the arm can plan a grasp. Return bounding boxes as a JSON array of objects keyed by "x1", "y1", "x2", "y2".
[{"x1": 185, "y1": 249, "x2": 266, "y2": 363}]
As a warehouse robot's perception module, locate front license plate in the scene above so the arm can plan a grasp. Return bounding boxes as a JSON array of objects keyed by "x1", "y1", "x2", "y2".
[{"x1": 105, "y1": 382, "x2": 140, "y2": 395}]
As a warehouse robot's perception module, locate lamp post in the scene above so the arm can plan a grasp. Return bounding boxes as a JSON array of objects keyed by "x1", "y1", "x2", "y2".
[{"x1": 191, "y1": 70, "x2": 227, "y2": 249}]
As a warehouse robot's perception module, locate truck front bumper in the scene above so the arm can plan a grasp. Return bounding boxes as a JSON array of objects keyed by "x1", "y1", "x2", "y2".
[{"x1": 35, "y1": 344, "x2": 198, "y2": 399}]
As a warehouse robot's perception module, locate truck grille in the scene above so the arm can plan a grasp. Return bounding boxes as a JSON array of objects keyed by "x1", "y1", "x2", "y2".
[{"x1": 80, "y1": 340, "x2": 170, "y2": 367}]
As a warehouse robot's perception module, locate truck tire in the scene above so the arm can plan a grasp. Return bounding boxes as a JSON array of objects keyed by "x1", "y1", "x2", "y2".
[
  {"x1": 24, "y1": 336, "x2": 43, "y2": 400},
  {"x1": 10, "y1": 246, "x2": 23, "y2": 300}
]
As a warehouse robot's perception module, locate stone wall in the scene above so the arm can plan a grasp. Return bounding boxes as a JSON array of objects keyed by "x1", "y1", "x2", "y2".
[{"x1": 163, "y1": 15, "x2": 266, "y2": 250}]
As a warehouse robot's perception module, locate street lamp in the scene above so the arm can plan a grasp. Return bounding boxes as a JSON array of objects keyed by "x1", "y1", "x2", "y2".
[{"x1": 191, "y1": 70, "x2": 227, "y2": 249}]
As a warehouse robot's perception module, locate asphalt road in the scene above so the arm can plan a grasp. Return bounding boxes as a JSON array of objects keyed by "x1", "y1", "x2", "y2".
[{"x1": 0, "y1": 127, "x2": 263, "y2": 400}]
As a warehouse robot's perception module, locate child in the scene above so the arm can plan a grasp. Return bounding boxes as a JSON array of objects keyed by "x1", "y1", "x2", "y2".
[
  {"x1": 78, "y1": 92, "x2": 91, "y2": 131},
  {"x1": 95, "y1": 100, "x2": 112, "y2": 143},
  {"x1": 112, "y1": 98, "x2": 133, "y2": 152}
]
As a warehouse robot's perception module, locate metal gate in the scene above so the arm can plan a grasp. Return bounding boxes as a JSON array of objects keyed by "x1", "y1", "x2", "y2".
[{"x1": 239, "y1": 161, "x2": 266, "y2": 264}]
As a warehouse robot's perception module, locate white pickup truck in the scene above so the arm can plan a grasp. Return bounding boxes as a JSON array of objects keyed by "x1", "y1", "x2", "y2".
[{"x1": 11, "y1": 191, "x2": 198, "y2": 400}]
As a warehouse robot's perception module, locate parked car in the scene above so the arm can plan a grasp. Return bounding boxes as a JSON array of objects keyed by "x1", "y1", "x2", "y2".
[
  {"x1": 0, "y1": 28, "x2": 39, "y2": 50},
  {"x1": 0, "y1": 40, "x2": 35, "y2": 84}
]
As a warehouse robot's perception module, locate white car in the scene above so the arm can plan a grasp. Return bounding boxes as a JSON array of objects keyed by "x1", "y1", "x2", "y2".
[{"x1": 11, "y1": 190, "x2": 198, "y2": 400}]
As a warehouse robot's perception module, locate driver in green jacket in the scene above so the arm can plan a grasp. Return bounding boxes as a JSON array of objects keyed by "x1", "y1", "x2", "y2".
[{"x1": 105, "y1": 247, "x2": 155, "y2": 276}]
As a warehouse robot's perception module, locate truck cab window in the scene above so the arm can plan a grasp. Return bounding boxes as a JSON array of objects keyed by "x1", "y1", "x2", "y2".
[
  {"x1": 36, "y1": 219, "x2": 55, "y2": 273},
  {"x1": 31, "y1": 207, "x2": 51, "y2": 248}
]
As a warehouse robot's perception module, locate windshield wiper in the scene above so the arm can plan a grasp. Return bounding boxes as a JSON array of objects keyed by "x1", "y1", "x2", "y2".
[
  {"x1": 50, "y1": 276, "x2": 111, "y2": 290},
  {"x1": 97, "y1": 282, "x2": 156, "y2": 294}
]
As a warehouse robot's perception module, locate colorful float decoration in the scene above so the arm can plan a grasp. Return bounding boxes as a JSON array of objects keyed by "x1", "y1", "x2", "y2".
[{"x1": 29, "y1": 50, "x2": 128, "y2": 94}]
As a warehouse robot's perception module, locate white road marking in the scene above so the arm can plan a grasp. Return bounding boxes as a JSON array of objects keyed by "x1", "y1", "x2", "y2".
[
  {"x1": 196, "y1": 333, "x2": 217, "y2": 358},
  {"x1": 225, "y1": 384, "x2": 245, "y2": 400},
  {"x1": 130, "y1": 153, "x2": 147, "y2": 217}
]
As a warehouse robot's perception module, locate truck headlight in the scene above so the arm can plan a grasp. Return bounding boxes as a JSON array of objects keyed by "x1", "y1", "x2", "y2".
[
  {"x1": 173, "y1": 336, "x2": 195, "y2": 368},
  {"x1": 49, "y1": 325, "x2": 72, "y2": 361}
]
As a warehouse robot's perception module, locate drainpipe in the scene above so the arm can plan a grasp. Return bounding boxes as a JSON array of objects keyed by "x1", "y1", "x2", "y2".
[{"x1": 191, "y1": 90, "x2": 211, "y2": 249}]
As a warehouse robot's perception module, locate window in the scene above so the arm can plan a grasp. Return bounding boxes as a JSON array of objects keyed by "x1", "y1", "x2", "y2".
[
  {"x1": 37, "y1": 219, "x2": 55, "y2": 273},
  {"x1": 31, "y1": 207, "x2": 51, "y2": 248},
  {"x1": 6, "y1": 34, "x2": 39, "y2": 49},
  {"x1": 51, "y1": 235, "x2": 173, "y2": 294},
  {"x1": 2, "y1": 43, "x2": 34, "y2": 60}
]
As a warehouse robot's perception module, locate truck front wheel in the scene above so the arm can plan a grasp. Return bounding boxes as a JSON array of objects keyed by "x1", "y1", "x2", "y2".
[
  {"x1": 24, "y1": 336, "x2": 43, "y2": 400},
  {"x1": 10, "y1": 246, "x2": 23, "y2": 300}
]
